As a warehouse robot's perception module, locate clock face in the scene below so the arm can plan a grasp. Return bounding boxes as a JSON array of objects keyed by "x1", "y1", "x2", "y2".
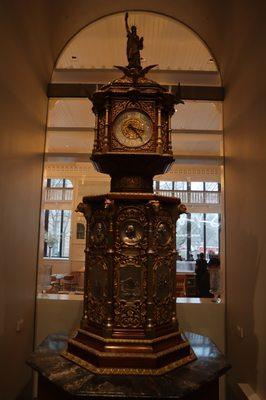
[{"x1": 113, "y1": 110, "x2": 153, "y2": 148}]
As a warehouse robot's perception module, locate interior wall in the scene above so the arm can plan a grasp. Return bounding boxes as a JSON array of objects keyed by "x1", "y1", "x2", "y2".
[
  {"x1": 221, "y1": 2, "x2": 266, "y2": 398},
  {"x1": 0, "y1": 1, "x2": 53, "y2": 398},
  {"x1": 1, "y1": 1, "x2": 266, "y2": 399}
]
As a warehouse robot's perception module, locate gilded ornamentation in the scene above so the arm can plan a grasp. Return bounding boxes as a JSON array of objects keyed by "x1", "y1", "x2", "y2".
[
  {"x1": 120, "y1": 221, "x2": 143, "y2": 245},
  {"x1": 97, "y1": 114, "x2": 105, "y2": 151},
  {"x1": 75, "y1": 202, "x2": 91, "y2": 220},
  {"x1": 177, "y1": 203, "x2": 187, "y2": 214},
  {"x1": 111, "y1": 100, "x2": 126, "y2": 121},
  {"x1": 115, "y1": 206, "x2": 148, "y2": 249},
  {"x1": 89, "y1": 209, "x2": 107, "y2": 248},
  {"x1": 161, "y1": 115, "x2": 169, "y2": 153},
  {"x1": 152, "y1": 253, "x2": 176, "y2": 326},
  {"x1": 114, "y1": 300, "x2": 146, "y2": 328},
  {"x1": 156, "y1": 222, "x2": 172, "y2": 246},
  {"x1": 113, "y1": 247, "x2": 147, "y2": 328},
  {"x1": 86, "y1": 255, "x2": 108, "y2": 325},
  {"x1": 62, "y1": 350, "x2": 195, "y2": 376},
  {"x1": 140, "y1": 101, "x2": 156, "y2": 123}
]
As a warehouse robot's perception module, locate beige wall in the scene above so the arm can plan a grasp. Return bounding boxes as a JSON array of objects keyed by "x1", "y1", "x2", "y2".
[
  {"x1": 0, "y1": 1, "x2": 53, "y2": 398},
  {"x1": 221, "y1": 2, "x2": 266, "y2": 398},
  {"x1": 1, "y1": 1, "x2": 266, "y2": 399}
]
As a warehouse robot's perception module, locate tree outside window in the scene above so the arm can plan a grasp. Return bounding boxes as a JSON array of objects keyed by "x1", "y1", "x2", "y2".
[{"x1": 44, "y1": 209, "x2": 71, "y2": 258}]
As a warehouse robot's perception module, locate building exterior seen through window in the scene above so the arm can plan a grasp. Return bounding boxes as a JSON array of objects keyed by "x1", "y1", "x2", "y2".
[{"x1": 45, "y1": 178, "x2": 73, "y2": 201}]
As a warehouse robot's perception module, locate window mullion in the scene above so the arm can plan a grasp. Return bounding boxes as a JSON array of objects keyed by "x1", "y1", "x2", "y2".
[{"x1": 59, "y1": 210, "x2": 64, "y2": 257}]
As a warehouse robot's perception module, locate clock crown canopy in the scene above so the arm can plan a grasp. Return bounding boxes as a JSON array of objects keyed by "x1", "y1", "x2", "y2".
[{"x1": 91, "y1": 65, "x2": 183, "y2": 114}]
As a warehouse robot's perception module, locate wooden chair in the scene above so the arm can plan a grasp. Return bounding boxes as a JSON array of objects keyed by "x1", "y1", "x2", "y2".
[
  {"x1": 176, "y1": 274, "x2": 186, "y2": 297},
  {"x1": 61, "y1": 275, "x2": 76, "y2": 291}
]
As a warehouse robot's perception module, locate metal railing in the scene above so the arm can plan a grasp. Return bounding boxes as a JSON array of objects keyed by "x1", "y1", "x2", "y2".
[
  {"x1": 155, "y1": 190, "x2": 220, "y2": 204},
  {"x1": 45, "y1": 188, "x2": 73, "y2": 202}
]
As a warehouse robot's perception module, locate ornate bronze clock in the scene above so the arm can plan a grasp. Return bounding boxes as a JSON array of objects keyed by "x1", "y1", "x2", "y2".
[{"x1": 63, "y1": 13, "x2": 195, "y2": 375}]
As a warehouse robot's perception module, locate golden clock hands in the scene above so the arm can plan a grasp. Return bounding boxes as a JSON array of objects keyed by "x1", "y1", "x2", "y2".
[{"x1": 128, "y1": 123, "x2": 144, "y2": 141}]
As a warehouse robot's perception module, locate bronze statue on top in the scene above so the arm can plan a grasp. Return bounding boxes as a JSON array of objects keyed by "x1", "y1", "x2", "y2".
[{"x1": 125, "y1": 12, "x2": 143, "y2": 69}]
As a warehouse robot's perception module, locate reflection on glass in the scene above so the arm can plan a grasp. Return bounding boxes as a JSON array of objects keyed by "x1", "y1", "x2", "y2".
[
  {"x1": 190, "y1": 213, "x2": 204, "y2": 260},
  {"x1": 205, "y1": 182, "x2": 218, "y2": 191},
  {"x1": 176, "y1": 214, "x2": 188, "y2": 261},
  {"x1": 206, "y1": 213, "x2": 219, "y2": 255},
  {"x1": 176, "y1": 213, "x2": 220, "y2": 261}
]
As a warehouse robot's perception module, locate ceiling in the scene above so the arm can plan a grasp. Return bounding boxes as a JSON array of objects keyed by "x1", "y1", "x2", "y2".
[
  {"x1": 48, "y1": 99, "x2": 222, "y2": 131},
  {"x1": 46, "y1": 129, "x2": 222, "y2": 158},
  {"x1": 56, "y1": 12, "x2": 218, "y2": 72}
]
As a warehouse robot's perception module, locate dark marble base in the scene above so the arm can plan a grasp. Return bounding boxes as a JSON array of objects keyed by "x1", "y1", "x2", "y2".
[{"x1": 28, "y1": 332, "x2": 230, "y2": 400}]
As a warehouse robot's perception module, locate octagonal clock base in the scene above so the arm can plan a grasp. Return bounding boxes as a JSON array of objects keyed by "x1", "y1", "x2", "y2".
[{"x1": 63, "y1": 328, "x2": 195, "y2": 375}]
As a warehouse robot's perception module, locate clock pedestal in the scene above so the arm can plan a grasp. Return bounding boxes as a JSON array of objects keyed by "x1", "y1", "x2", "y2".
[{"x1": 63, "y1": 193, "x2": 195, "y2": 374}]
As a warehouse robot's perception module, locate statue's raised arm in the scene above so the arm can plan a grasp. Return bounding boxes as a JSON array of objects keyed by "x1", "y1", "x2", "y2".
[
  {"x1": 124, "y1": 12, "x2": 143, "y2": 69},
  {"x1": 125, "y1": 12, "x2": 130, "y2": 35}
]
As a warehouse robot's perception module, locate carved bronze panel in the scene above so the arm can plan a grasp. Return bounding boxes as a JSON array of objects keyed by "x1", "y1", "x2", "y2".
[
  {"x1": 156, "y1": 221, "x2": 172, "y2": 246},
  {"x1": 119, "y1": 263, "x2": 143, "y2": 300},
  {"x1": 153, "y1": 255, "x2": 175, "y2": 326},
  {"x1": 113, "y1": 250, "x2": 147, "y2": 329},
  {"x1": 89, "y1": 210, "x2": 107, "y2": 249},
  {"x1": 115, "y1": 206, "x2": 148, "y2": 250},
  {"x1": 86, "y1": 255, "x2": 108, "y2": 326},
  {"x1": 154, "y1": 209, "x2": 174, "y2": 249}
]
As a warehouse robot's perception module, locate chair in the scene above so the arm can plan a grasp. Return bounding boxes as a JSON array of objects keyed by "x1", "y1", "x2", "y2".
[
  {"x1": 61, "y1": 274, "x2": 76, "y2": 291},
  {"x1": 176, "y1": 274, "x2": 186, "y2": 297}
]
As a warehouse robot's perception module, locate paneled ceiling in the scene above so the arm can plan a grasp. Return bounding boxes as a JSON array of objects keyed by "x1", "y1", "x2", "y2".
[
  {"x1": 48, "y1": 99, "x2": 222, "y2": 131},
  {"x1": 57, "y1": 12, "x2": 218, "y2": 72},
  {"x1": 46, "y1": 128, "x2": 222, "y2": 157}
]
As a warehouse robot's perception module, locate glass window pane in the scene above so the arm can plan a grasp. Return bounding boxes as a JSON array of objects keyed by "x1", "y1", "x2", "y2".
[
  {"x1": 205, "y1": 182, "x2": 219, "y2": 191},
  {"x1": 50, "y1": 179, "x2": 64, "y2": 188},
  {"x1": 45, "y1": 210, "x2": 61, "y2": 257},
  {"x1": 190, "y1": 213, "x2": 204, "y2": 260},
  {"x1": 159, "y1": 181, "x2": 173, "y2": 190},
  {"x1": 77, "y1": 222, "x2": 85, "y2": 239},
  {"x1": 62, "y1": 210, "x2": 71, "y2": 257},
  {"x1": 191, "y1": 182, "x2": 204, "y2": 191},
  {"x1": 206, "y1": 213, "x2": 220, "y2": 257},
  {"x1": 174, "y1": 181, "x2": 187, "y2": 190},
  {"x1": 64, "y1": 179, "x2": 73, "y2": 188},
  {"x1": 44, "y1": 209, "x2": 71, "y2": 258},
  {"x1": 176, "y1": 214, "x2": 187, "y2": 261}
]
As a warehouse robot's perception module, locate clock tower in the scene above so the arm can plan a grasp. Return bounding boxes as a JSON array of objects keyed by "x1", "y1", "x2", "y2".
[{"x1": 63, "y1": 13, "x2": 196, "y2": 375}]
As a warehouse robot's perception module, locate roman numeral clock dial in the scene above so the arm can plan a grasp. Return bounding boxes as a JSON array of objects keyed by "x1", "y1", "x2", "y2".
[{"x1": 113, "y1": 110, "x2": 153, "y2": 148}]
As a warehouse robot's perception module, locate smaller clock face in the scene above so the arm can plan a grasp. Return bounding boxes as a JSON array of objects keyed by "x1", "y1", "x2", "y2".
[{"x1": 113, "y1": 110, "x2": 153, "y2": 148}]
